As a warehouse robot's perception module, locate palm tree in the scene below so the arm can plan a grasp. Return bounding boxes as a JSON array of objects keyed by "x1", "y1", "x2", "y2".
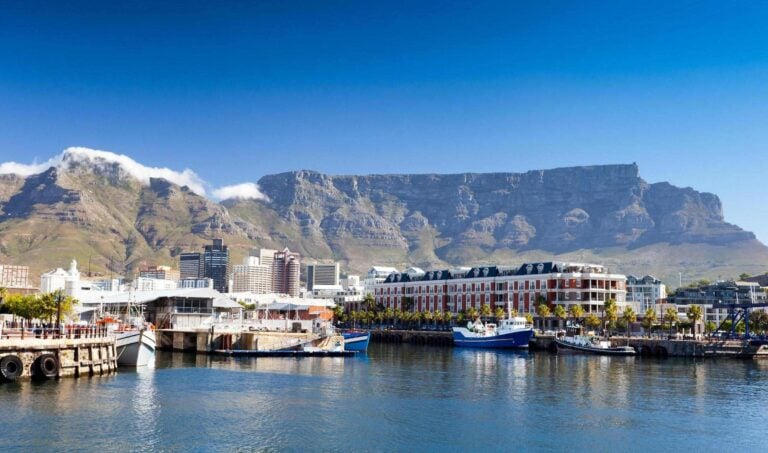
[
  {"x1": 622, "y1": 307, "x2": 637, "y2": 338},
  {"x1": 424, "y1": 310, "x2": 434, "y2": 328},
  {"x1": 466, "y1": 306, "x2": 478, "y2": 322},
  {"x1": 642, "y1": 308, "x2": 656, "y2": 337},
  {"x1": 568, "y1": 304, "x2": 583, "y2": 325},
  {"x1": 494, "y1": 306, "x2": 505, "y2": 322},
  {"x1": 536, "y1": 303, "x2": 551, "y2": 330},
  {"x1": 480, "y1": 303, "x2": 491, "y2": 321},
  {"x1": 524, "y1": 312, "x2": 534, "y2": 325},
  {"x1": 0, "y1": 287, "x2": 7, "y2": 303},
  {"x1": 664, "y1": 307, "x2": 679, "y2": 334},
  {"x1": 686, "y1": 305, "x2": 703, "y2": 336},
  {"x1": 603, "y1": 298, "x2": 618, "y2": 335},
  {"x1": 585, "y1": 313, "x2": 601, "y2": 331},
  {"x1": 553, "y1": 305, "x2": 567, "y2": 330}
]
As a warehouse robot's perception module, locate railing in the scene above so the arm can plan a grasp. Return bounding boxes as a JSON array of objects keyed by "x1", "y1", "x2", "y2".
[{"x1": 0, "y1": 325, "x2": 112, "y2": 340}]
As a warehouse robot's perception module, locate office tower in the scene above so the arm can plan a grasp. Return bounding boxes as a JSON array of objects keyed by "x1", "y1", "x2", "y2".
[
  {"x1": 203, "y1": 238, "x2": 230, "y2": 292},
  {"x1": 179, "y1": 252, "x2": 203, "y2": 279},
  {"x1": 306, "y1": 262, "x2": 340, "y2": 290},
  {"x1": 272, "y1": 248, "x2": 300, "y2": 296}
]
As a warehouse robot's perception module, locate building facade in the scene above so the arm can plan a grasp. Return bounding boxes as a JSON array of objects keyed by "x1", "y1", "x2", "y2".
[
  {"x1": 374, "y1": 262, "x2": 626, "y2": 315},
  {"x1": 179, "y1": 253, "x2": 203, "y2": 279},
  {"x1": 139, "y1": 265, "x2": 180, "y2": 282},
  {"x1": 272, "y1": 248, "x2": 300, "y2": 296},
  {"x1": 231, "y1": 256, "x2": 272, "y2": 294},
  {"x1": 203, "y1": 238, "x2": 230, "y2": 292},
  {"x1": 306, "y1": 263, "x2": 340, "y2": 290},
  {"x1": 626, "y1": 275, "x2": 667, "y2": 312},
  {"x1": 667, "y1": 280, "x2": 767, "y2": 324},
  {"x1": 363, "y1": 266, "x2": 399, "y2": 296}
]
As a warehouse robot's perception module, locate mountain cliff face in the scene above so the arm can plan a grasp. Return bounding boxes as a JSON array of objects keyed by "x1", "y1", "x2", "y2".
[{"x1": 0, "y1": 155, "x2": 765, "y2": 285}]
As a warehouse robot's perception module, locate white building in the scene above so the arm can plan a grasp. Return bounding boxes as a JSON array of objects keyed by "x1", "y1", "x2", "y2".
[
  {"x1": 132, "y1": 277, "x2": 178, "y2": 292},
  {"x1": 41, "y1": 259, "x2": 81, "y2": 294},
  {"x1": 231, "y1": 256, "x2": 272, "y2": 294},
  {"x1": 363, "y1": 266, "x2": 399, "y2": 296},
  {"x1": 306, "y1": 263, "x2": 340, "y2": 290},
  {"x1": 626, "y1": 275, "x2": 667, "y2": 313}
]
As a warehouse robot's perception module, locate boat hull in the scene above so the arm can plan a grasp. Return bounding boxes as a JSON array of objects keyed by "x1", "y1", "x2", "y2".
[
  {"x1": 115, "y1": 330, "x2": 157, "y2": 367},
  {"x1": 342, "y1": 332, "x2": 370, "y2": 352},
  {"x1": 452, "y1": 328, "x2": 533, "y2": 349},
  {"x1": 554, "y1": 339, "x2": 636, "y2": 356}
]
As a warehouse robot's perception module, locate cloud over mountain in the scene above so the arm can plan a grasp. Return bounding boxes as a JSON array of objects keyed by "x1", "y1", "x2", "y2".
[{"x1": 212, "y1": 182, "x2": 267, "y2": 201}]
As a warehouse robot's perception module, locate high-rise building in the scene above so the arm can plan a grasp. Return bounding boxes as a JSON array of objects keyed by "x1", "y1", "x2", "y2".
[
  {"x1": 179, "y1": 253, "x2": 203, "y2": 279},
  {"x1": 203, "y1": 238, "x2": 230, "y2": 292},
  {"x1": 306, "y1": 263, "x2": 340, "y2": 290},
  {"x1": 231, "y1": 256, "x2": 272, "y2": 293},
  {"x1": 272, "y1": 248, "x2": 300, "y2": 296},
  {"x1": 257, "y1": 248, "x2": 277, "y2": 269}
]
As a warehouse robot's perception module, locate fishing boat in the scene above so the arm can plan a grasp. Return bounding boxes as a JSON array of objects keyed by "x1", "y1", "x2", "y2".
[
  {"x1": 555, "y1": 335, "x2": 636, "y2": 356},
  {"x1": 341, "y1": 330, "x2": 370, "y2": 352},
  {"x1": 115, "y1": 327, "x2": 157, "y2": 367},
  {"x1": 452, "y1": 316, "x2": 534, "y2": 348}
]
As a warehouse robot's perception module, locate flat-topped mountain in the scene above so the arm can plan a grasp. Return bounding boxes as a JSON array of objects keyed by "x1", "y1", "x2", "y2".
[{"x1": 1, "y1": 150, "x2": 765, "y2": 285}]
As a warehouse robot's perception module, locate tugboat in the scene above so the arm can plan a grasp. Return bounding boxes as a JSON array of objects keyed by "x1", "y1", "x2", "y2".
[{"x1": 452, "y1": 315, "x2": 534, "y2": 349}]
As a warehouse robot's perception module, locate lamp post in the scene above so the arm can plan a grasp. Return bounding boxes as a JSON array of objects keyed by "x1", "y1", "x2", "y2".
[{"x1": 55, "y1": 291, "x2": 63, "y2": 338}]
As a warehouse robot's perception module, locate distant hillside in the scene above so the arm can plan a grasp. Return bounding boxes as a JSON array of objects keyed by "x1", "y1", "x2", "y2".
[{"x1": 1, "y1": 150, "x2": 766, "y2": 286}]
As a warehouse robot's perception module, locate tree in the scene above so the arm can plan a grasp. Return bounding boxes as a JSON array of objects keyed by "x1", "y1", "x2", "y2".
[
  {"x1": 3, "y1": 294, "x2": 44, "y2": 339},
  {"x1": 705, "y1": 321, "x2": 717, "y2": 334},
  {"x1": 749, "y1": 310, "x2": 768, "y2": 335},
  {"x1": 641, "y1": 308, "x2": 656, "y2": 337},
  {"x1": 0, "y1": 287, "x2": 7, "y2": 303},
  {"x1": 456, "y1": 312, "x2": 466, "y2": 325},
  {"x1": 424, "y1": 311, "x2": 434, "y2": 327},
  {"x1": 568, "y1": 304, "x2": 583, "y2": 323},
  {"x1": 536, "y1": 303, "x2": 551, "y2": 331},
  {"x1": 686, "y1": 305, "x2": 704, "y2": 335},
  {"x1": 585, "y1": 313, "x2": 601, "y2": 331},
  {"x1": 443, "y1": 311, "x2": 453, "y2": 327},
  {"x1": 622, "y1": 307, "x2": 637, "y2": 337},
  {"x1": 480, "y1": 304, "x2": 491, "y2": 320},
  {"x1": 739, "y1": 273, "x2": 751, "y2": 281},
  {"x1": 466, "y1": 306, "x2": 478, "y2": 321},
  {"x1": 553, "y1": 305, "x2": 567, "y2": 329},
  {"x1": 603, "y1": 299, "x2": 618, "y2": 335},
  {"x1": 363, "y1": 293, "x2": 377, "y2": 312},
  {"x1": 494, "y1": 306, "x2": 505, "y2": 322},
  {"x1": 664, "y1": 307, "x2": 679, "y2": 333},
  {"x1": 524, "y1": 312, "x2": 534, "y2": 325}
]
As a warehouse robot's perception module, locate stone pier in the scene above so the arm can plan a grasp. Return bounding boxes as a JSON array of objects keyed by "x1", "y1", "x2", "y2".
[{"x1": 0, "y1": 337, "x2": 117, "y2": 381}]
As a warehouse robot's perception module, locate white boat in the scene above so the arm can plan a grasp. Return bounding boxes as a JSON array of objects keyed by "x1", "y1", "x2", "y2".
[
  {"x1": 115, "y1": 328, "x2": 156, "y2": 367},
  {"x1": 452, "y1": 317, "x2": 534, "y2": 348},
  {"x1": 555, "y1": 335, "x2": 636, "y2": 356}
]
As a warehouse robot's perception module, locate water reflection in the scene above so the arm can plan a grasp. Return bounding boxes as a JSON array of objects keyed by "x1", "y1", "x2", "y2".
[{"x1": 2, "y1": 345, "x2": 768, "y2": 451}]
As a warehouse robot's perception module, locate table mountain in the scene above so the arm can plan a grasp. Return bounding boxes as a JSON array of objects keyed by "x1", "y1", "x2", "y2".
[{"x1": 1, "y1": 153, "x2": 765, "y2": 285}]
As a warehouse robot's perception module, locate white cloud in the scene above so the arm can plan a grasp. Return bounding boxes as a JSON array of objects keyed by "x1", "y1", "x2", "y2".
[
  {"x1": 0, "y1": 158, "x2": 59, "y2": 176},
  {"x1": 61, "y1": 147, "x2": 208, "y2": 196},
  {"x1": 212, "y1": 182, "x2": 267, "y2": 201},
  {"x1": 0, "y1": 146, "x2": 208, "y2": 196},
  {"x1": 0, "y1": 146, "x2": 269, "y2": 202}
]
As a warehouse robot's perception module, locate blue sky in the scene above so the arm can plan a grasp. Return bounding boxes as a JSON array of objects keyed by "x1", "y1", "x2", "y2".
[{"x1": 1, "y1": 1, "x2": 767, "y2": 242}]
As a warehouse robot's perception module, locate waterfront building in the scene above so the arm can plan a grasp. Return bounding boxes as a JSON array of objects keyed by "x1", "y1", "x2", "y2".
[
  {"x1": 0, "y1": 264, "x2": 30, "y2": 288},
  {"x1": 272, "y1": 248, "x2": 301, "y2": 296},
  {"x1": 231, "y1": 256, "x2": 272, "y2": 293},
  {"x1": 667, "y1": 280, "x2": 767, "y2": 324},
  {"x1": 139, "y1": 265, "x2": 180, "y2": 282},
  {"x1": 364, "y1": 266, "x2": 399, "y2": 295},
  {"x1": 743, "y1": 273, "x2": 768, "y2": 287},
  {"x1": 306, "y1": 262, "x2": 340, "y2": 290},
  {"x1": 179, "y1": 252, "x2": 203, "y2": 279},
  {"x1": 373, "y1": 262, "x2": 626, "y2": 315},
  {"x1": 626, "y1": 275, "x2": 667, "y2": 312}
]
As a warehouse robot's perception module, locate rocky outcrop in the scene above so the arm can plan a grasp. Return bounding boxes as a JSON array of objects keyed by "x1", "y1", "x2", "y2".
[{"x1": 254, "y1": 164, "x2": 754, "y2": 258}]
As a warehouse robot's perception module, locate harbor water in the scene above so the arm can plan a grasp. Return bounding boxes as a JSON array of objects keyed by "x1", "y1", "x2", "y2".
[{"x1": 2, "y1": 343, "x2": 768, "y2": 452}]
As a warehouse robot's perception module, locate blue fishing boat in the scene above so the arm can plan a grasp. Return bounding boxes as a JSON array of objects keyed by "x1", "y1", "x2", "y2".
[
  {"x1": 452, "y1": 317, "x2": 534, "y2": 348},
  {"x1": 342, "y1": 331, "x2": 370, "y2": 352}
]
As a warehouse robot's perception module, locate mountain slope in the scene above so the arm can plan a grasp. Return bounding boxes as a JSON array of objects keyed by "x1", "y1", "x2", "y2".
[{"x1": 0, "y1": 153, "x2": 765, "y2": 286}]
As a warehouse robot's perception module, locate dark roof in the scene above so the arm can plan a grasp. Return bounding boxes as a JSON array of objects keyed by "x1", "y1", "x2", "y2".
[{"x1": 514, "y1": 262, "x2": 559, "y2": 276}]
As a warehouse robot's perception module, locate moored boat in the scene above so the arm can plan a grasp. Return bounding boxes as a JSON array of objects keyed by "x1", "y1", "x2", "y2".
[
  {"x1": 452, "y1": 317, "x2": 534, "y2": 349},
  {"x1": 342, "y1": 331, "x2": 370, "y2": 352},
  {"x1": 555, "y1": 335, "x2": 636, "y2": 356},
  {"x1": 115, "y1": 327, "x2": 157, "y2": 367}
]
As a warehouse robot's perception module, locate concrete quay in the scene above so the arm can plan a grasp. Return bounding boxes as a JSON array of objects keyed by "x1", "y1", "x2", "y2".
[
  {"x1": 156, "y1": 328, "x2": 325, "y2": 353},
  {"x1": 0, "y1": 337, "x2": 117, "y2": 381}
]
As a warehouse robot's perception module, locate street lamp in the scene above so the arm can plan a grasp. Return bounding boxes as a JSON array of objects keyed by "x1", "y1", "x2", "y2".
[{"x1": 55, "y1": 290, "x2": 63, "y2": 338}]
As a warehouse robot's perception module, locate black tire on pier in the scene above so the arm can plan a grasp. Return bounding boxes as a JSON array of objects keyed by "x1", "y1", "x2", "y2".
[
  {"x1": 0, "y1": 355, "x2": 24, "y2": 382},
  {"x1": 34, "y1": 353, "x2": 58, "y2": 379}
]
